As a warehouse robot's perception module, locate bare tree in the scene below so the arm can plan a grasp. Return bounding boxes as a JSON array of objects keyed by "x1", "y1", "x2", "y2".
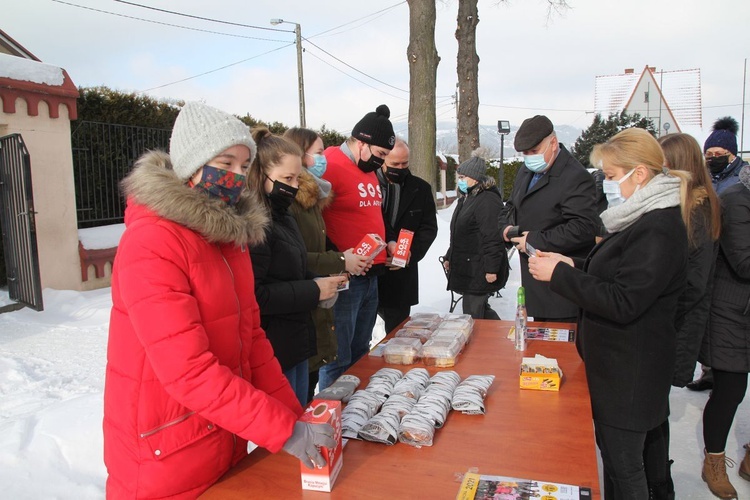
[
  {"x1": 455, "y1": 0, "x2": 480, "y2": 164},
  {"x1": 407, "y1": 0, "x2": 441, "y2": 192},
  {"x1": 455, "y1": 0, "x2": 571, "y2": 164}
]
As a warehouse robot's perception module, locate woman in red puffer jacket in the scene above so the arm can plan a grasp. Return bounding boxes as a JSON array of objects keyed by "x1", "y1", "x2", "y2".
[{"x1": 104, "y1": 102, "x2": 317, "y2": 499}]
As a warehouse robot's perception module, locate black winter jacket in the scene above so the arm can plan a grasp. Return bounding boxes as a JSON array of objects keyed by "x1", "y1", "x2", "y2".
[
  {"x1": 699, "y1": 181, "x2": 750, "y2": 372},
  {"x1": 446, "y1": 181, "x2": 508, "y2": 296},
  {"x1": 672, "y1": 203, "x2": 718, "y2": 387},
  {"x1": 499, "y1": 146, "x2": 600, "y2": 319},
  {"x1": 550, "y1": 207, "x2": 687, "y2": 431},
  {"x1": 251, "y1": 205, "x2": 319, "y2": 371},
  {"x1": 378, "y1": 170, "x2": 438, "y2": 307}
]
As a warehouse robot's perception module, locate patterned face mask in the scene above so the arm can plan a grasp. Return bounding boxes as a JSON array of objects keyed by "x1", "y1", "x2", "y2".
[{"x1": 192, "y1": 164, "x2": 246, "y2": 206}]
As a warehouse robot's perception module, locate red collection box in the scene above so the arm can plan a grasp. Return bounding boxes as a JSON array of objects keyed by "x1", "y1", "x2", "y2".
[
  {"x1": 391, "y1": 229, "x2": 414, "y2": 268},
  {"x1": 299, "y1": 399, "x2": 343, "y2": 492},
  {"x1": 354, "y1": 233, "x2": 386, "y2": 262}
]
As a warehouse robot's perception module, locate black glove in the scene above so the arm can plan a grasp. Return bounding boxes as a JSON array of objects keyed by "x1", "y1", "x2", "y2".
[{"x1": 282, "y1": 421, "x2": 336, "y2": 469}]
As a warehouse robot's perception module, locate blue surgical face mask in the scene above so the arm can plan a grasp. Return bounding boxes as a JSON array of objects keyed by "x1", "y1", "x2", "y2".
[
  {"x1": 523, "y1": 138, "x2": 553, "y2": 173},
  {"x1": 457, "y1": 179, "x2": 469, "y2": 194},
  {"x1": 306, "y1": 153, "x2": 327, "y2": 178},
  {"x1": 602, "y1": 168, "x2": 636, "y2": 208}
]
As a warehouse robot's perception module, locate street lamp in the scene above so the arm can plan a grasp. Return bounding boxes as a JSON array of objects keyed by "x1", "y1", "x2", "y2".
[
  {"x1": 497, "y1": 120, "x2": 511, "y2": 190},
  {"x1": 270, "y1": 18, "x2": 306, "y2": 127}
]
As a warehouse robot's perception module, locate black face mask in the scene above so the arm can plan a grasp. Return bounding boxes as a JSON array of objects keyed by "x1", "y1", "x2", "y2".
[
  {"x1": 707, "y1": 155, "x2": 730, "y2": 174},
  {"x1": 357, "y1": 145, "x2": 385, "y2": 173},
  {"x1": 266, "y1": 178, "x2": 298, "y2": 212},
  {"x1": 385, "y1": 167, "x2": 409, "y2": 184}
]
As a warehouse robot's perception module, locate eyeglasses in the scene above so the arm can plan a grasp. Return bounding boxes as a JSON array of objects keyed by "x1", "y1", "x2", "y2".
[{"x1": 705, "y1": 151, "x2": 730, "y2": 159}]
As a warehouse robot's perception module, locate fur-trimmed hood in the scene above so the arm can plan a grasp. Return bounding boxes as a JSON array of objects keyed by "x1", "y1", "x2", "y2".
[
  {"x1": 121, "y1": 150, "x2": 269, "y2": 246},
  {"x1": 294, "y1": 169, "x2": 334, "y2": 211}
]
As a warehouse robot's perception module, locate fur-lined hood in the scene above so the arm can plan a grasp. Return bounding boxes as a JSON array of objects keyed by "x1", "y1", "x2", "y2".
[
  {"x1": 294, "y1": 169, "x2": 334, "y2": 211},
  {"x1": 121, "y1": 150, "x2": 269, "y2": 246}
]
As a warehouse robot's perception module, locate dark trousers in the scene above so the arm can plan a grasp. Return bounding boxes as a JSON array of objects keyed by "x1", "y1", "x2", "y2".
[
  {"x1": 378, "y1": 305, "x2": 411, "y2": 335},
  {"x1": 461, "y1": 294, "x2": 500, "y2": 320},
  {"x1": 643, "y1": 419, "x2": 674, "y2": 499},
  {"x1": 703, "y1": 368, "x2": 749, "y2": 452},
  {"x1": 595, "y1": 420, "x2": 650, "y2": 499}
]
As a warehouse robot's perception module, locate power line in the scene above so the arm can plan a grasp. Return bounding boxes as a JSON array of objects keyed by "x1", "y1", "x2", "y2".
[
  {"x1": 112, "y1": 0, "x2": 292, "y2": 32},
  {"x1": 138, "y1": 43, "x2": 295, "y2": 93},
  {"x1": 52, "y1": 0, "x2": 288, "y2": 42},
  {"x1": 308, "y1": 1, "x2": 406, "y2": 39},
  {"x1": 304, "y1": 38, "x2": 409, "y2": 94},
  {"x1": 305, "y1": 49, "x2": 408, "y2": 102}
]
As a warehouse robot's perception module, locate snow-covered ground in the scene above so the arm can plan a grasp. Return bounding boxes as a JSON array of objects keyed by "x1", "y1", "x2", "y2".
[{"x1": 1, "y1": 203, "x2": 749, "y2": 498}]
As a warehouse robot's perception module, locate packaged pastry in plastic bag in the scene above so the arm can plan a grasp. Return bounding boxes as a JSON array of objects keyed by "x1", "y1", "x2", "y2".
[{"x1": 451, "y1": 375, "x2": 495, "y2": 415}]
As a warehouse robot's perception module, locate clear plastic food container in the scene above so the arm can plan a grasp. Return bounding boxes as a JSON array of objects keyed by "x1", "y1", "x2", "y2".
[
  {"x1": 383, "y1": 337, "x2": 423, "y2": 365},
  {"x1": 421, "y1": 338, "x2": 462, "y2": 367},
  {"x1": 394, "y1": 328, "x2": 433, "y2": 344}
]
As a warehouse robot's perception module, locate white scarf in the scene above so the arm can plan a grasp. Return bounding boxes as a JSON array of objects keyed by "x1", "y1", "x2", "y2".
[{"x1": 600, "y1": 173, "x2": 681, "y2": 233}]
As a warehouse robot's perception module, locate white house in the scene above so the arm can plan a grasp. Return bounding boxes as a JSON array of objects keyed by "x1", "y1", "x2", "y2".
[{"x1": 594, "y1": 65, "x2": 702, "y2": 136}]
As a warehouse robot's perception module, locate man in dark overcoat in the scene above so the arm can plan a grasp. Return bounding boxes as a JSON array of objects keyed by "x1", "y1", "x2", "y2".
[
  {"x1": 376, "y1": 139, "x2": 438, "y2": 333},
  {"x1": 499, "y1": 115, "x2": 600, "y2": 322}
]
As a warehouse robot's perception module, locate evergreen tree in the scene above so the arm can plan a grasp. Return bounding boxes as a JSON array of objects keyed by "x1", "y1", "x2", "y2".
[{"x1": 572, "y1": 111, "x2": 657, "y2": 167}]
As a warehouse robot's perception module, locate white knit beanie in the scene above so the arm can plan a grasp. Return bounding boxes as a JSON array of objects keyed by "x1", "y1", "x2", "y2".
[{"x1": 169, "y1": 101, "x2": 256, "y2": 180}]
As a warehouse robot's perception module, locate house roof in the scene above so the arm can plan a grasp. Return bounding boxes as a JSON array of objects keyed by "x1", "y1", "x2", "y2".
[
  {"x1": 0, "y1": 28, "x2": 40, "y2": 61},
  {"x1": 594, "y1": 66, "x2": 702, "y2": 128}
]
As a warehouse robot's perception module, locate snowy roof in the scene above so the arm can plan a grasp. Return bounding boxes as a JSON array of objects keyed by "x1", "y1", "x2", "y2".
[
  {"x1": 0, "y1": 52, "x2": 65, "y2": 86},
  {"x1": 594, "y1": 67, "x2": 702, "y2": 128}
]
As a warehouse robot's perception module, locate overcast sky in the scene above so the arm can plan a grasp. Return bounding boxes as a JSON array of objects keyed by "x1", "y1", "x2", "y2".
[{"x1": 4, "y1": 0, "x2": 749, "y2": 146}]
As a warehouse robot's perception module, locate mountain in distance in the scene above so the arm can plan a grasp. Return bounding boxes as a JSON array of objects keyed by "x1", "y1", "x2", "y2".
[{"x1": 395, "y1": 121, "x2": 583, "y2": 159}]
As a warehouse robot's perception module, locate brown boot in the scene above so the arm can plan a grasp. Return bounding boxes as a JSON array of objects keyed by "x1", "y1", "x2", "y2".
[
  {"x1": 702, "y1": 450, "x2": 738, "y2": 499},
  {"x1": 740, "y1": 443, "x2": 750, "y2": 481}
]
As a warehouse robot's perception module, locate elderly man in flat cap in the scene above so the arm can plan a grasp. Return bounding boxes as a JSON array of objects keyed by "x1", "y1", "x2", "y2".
[{"x1": 498, "y1": 115, "x2": 600, "y2": 322}]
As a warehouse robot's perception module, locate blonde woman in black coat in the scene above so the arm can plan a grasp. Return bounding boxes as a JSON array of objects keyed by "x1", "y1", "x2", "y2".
[{"x1": 529, "y1": 128, "x2": 689, "y2": 499}]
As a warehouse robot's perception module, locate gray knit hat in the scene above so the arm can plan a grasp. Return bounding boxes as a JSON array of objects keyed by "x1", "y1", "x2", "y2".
[
  {"x1": 169, "y1": 101, "x2": 256, "y2": 180},
  {"x1": 457, "y1": 156, "x2": 488, "y2": 182}
]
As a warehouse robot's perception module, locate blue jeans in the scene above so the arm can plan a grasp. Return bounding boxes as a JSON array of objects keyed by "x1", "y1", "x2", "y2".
[
  {"x1": 283, "y1": 359, "x2": 309, "y2": 407},
  {"x1": 318, "y1": 275, "x2": 379, "y2": 391}
]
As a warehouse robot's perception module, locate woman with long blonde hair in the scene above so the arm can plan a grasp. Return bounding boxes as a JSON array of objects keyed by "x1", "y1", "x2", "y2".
[{"x1": 528, "y1": 128, "x2": 690, "y2": 498}]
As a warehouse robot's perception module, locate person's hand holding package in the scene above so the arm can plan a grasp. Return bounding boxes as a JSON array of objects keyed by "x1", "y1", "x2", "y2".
[
  {"x1": 528, "y1": 250, "x2": 574, "y2": 282},
  {"x1": 282, "y1": 421, "x2": 337, "y2": 469}
]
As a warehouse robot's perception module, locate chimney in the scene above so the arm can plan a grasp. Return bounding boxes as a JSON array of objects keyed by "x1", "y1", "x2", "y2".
[
  {"x1": 649, "y1": 67, "x2": 656, "y2": 72},
  {"x1": 624, "y1": 68, "x2": 634, "y2": 74}
]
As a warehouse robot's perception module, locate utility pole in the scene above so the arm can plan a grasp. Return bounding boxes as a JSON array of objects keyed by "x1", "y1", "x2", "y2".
[
  {"x1": 271, "y1": 19, "x2": 306, "y2": 127},
  {"x1": 294, "y1": 23, "x2": 306, "y2": 128}
]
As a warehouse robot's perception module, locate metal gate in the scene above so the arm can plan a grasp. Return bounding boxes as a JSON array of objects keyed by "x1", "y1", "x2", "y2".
[{"x1": 0, "y1": 134, "x2": 44, "y2": 311}]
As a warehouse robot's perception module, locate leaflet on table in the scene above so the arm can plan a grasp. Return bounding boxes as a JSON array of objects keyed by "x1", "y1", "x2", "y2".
[
  {"x1": 507, "y1": 326, "x2": 576, "y2": 342},
  {"x1": 456, "y1": 472, "x2": 592, "y2": 500}
]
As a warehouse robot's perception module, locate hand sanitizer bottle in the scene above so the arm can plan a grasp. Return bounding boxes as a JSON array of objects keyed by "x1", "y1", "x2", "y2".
[{"x1": 515, "y1": 287, "x2": 527, "y2": 351}]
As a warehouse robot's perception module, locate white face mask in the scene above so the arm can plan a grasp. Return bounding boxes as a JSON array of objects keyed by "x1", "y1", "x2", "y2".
[{"x1": 602, "y1": 168, "x2": 636, "y2": 208}]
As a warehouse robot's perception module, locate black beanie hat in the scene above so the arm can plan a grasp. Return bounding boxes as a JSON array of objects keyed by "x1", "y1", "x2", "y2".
[
  {"x1": 352, "y1": 104, "x2": 396, "y2": 150},
  {"x1": 704, "y1": 117, "x2": 739, "y2": 155}
]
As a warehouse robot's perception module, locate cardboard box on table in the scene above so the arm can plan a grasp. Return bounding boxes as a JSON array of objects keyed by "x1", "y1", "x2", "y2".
[{"x1": 299, "y1": 400, "x2": 343, "y2": 492}]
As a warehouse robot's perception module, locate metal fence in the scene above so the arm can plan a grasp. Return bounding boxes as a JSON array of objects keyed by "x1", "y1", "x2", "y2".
[{"x1": 72, "y1": 121, "x2": 170, "y2": 228}]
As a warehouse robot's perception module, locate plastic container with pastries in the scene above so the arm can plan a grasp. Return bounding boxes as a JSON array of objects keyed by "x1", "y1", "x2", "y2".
[
  {"x1": 421, "y1": 337, "x2": 462, "y2": 368},
  {"x1": 383, "y1": 337, "x2": 423, "y2": 365}
]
